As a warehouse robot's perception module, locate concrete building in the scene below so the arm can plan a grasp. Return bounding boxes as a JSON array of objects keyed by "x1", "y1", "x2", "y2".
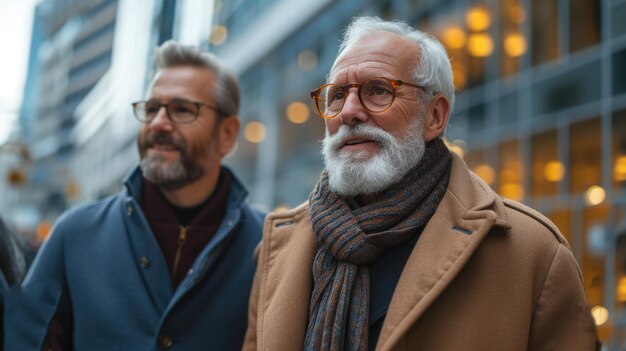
[{"x1": 17, "y1": 0, "x2": 121, "y2": 221}]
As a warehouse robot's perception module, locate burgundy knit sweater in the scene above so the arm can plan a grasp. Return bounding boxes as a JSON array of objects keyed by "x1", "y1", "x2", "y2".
[{"x1": 141, "y1": 169, "x2": 231, "y2": 289}]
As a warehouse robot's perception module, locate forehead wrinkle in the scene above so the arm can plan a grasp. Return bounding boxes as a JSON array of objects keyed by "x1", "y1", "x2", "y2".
[
  {"x1": 329, "y1": 59, "x2": 401, "y2": 84},
  {"x1": 329, "y1": 34, "x2": 419, "y2": 84}
]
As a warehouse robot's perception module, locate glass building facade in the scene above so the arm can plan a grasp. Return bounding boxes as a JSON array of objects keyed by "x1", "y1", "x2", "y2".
[
  {"x1": 21, "y1": 0, "x2": 119, "y2": 219},
  {"x1": 212, "y1": 0, "x2": 626, "y2": 346}
]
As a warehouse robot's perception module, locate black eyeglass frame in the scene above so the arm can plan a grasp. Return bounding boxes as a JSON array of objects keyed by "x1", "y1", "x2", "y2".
[
  {"x1": 131, "y1": 99, "x2": 227, "y2": 125},
  {"x1": 309, "y1": 77, "x2": 429, "y2": 119}
]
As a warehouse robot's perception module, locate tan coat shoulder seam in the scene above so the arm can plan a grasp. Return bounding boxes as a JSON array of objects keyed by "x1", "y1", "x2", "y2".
[{"x1": 502, "y1": 199, "x2": 565, "y2": 245}]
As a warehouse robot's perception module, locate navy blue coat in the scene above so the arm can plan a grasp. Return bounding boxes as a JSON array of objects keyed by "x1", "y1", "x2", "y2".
[{"x1": 5, "y1": 167, "x2": 264, "y2": 350}]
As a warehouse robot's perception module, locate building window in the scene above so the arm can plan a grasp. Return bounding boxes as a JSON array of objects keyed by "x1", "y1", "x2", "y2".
[
  {"x1": 531, "y1": 0, "x2": 559, "y2": 65},
  {"x1": 498, "y1": 140, "x2": 524, "y2": 201},
  {"x1": 465, "y1": 1, "x2": 493, "y2": 87},
  {"x1": 613, "y1": 1, "x2": 626, "y2": 38},
  {"x1": 531, "y1": 130, "x2": 560, "y2": 198},
  {"x1": 467, "y1": 149, "x2": 496, "y2": 186},
  {"x1": 500, "y1": 0, "x2": 527, "y2": 77},
  {"x1": 569, "y1": 0, "x2": 601, "y2": 53},
  {"x1": 613, "y1": 48, "x2": 626, "y2": 96},
  {"x1": 570, "y1": 117, "x2": 602, "y2": 194},
  {"x1": 549, "y1": 210, "x2": 572, "y2": 246},
  {"x1": 582, "y1": 205, "x2": 609, "y2": 326},
  {"x1": 613, "y1": 109, "x2": 626, "y2": 190}
]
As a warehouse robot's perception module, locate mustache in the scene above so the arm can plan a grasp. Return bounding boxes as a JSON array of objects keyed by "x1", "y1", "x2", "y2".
[
  {"x1": 142, "y1": 132, "x2": 186, "y2": 151},
  {"x1": 324, "y1": 124, "x2": 393, "y2": 151}
]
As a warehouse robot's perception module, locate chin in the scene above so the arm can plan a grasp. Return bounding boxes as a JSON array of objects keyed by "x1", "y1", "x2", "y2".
[{"x1": 338, "y1": 149, "x2": 375, "y2": 162}]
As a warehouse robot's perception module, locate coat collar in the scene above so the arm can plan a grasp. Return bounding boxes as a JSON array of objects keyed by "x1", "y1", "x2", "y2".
[
  {"x1": 376, "y1": 153, "x2": 511, "y2": 350},
  {"x1": 123, "y1": 165, "x2": 249, "y2": 211},
  {"x1": 120, "y1": 165, "x2": 249, "y2": 312}
]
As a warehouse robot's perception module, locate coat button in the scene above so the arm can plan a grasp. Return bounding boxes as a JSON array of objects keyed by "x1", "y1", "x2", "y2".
[
  {"x1": 158, "y1": 334, "x2": 173, "y2": 349},
  {"x1": 139, "y1": 256, "x2": 151, "y2": 268}
]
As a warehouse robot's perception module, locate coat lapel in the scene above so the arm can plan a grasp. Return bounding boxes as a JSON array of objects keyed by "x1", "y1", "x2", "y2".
[
  {"x1": 258, "y1": 207, "x2": 317, "y2": 351},
  {"x1": 377, "y1": 154, "x2": 511, "y2": 351}
]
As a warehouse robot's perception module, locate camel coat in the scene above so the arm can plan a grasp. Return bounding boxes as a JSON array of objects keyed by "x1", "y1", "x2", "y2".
[{"x1": 243, "y1": 154, "x2": 597, "y2": 351}]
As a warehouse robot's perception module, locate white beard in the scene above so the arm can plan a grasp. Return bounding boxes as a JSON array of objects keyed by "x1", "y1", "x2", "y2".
[{"x1": 321, "y1": 116, "x2": 426, "y2": 197}]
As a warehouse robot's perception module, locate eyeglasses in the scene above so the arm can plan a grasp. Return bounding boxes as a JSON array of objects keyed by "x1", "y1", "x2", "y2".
[
  {"x1": 310, "y1": 77, "x2": 427, "y2": 119},
  {"x1": 131, "y1": 99, "x2": 224, "y2": 125}
]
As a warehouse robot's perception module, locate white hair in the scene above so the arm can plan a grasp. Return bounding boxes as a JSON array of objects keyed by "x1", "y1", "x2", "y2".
[{"x1": 335, "y1": 16, "x2": 455, "y2": 112}]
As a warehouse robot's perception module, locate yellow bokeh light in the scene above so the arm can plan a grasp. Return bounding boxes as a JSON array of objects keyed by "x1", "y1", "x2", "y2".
[
  {"x1": 244, "y1": 121, "x2": 267, "y2": 143},
  {"x1": 543, "y1": 161, "x2": 564, "y2": 182},
  {"x1": 504, "y1": 33, "x2": 527, "y2": 57},
  {"x1": 468, "y1": 33, "x2": 494, "y2": 57},
  {"x1": 614, "y1": 155, "x2": 626, "y2": 181},
  {"x1": 585, "y1": 185, "x2": 606, "y2": 206},
  {"x1": 466, "y1": 7, "x2": 491, "y2": 31},
  {"x1": 286, "y1": 102, "x2": 310, "y2": 124},
  {"x1": 297, "y1": 49, "x2": 318, "y2": 70},
  {"x1": 500, "y1": 183, "x2": 524, "y2": 201},
  {"x1": 442, "y1": 27, "x2": 466, "y2": 49},
  {"x1": 209, "y1": 25, "x2": 228, "y2": 45},
  {"x1": 500, "y1": 170, "x2": 518, "y2": 183},
  {"x1": 591, "y1": 305, "x2": 609, "y2": 326},
  {"x1": 617, "y1": 277, "x2": 626, "y2": 302},
  {"x1": 474, "y1": 164, "x2": 495, "y2": 185}
]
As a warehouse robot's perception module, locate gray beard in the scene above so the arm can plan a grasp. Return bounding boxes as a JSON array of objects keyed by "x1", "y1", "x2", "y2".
[
  {"x1": 321, "y1": 117, "x2": 426, "y2": 197},
  {"x1": 140, "y1": 153, "x2": 204, "y2": 190},
  {"x1": 138, "y1": 132, "x2": 207, "y2": 190}
]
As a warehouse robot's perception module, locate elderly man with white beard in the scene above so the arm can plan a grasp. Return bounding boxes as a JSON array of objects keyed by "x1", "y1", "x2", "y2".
[{"x1": 242, "y1": 16, "x2": 598, "y2": 351}]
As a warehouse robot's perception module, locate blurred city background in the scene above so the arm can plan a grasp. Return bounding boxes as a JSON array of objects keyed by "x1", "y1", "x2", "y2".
[{"x1": 0, "y1": 0, "x2": 624, "y2": 347}]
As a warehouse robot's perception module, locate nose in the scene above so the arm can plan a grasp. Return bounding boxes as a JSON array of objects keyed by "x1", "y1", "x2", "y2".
[
  {"x1": 148, "y1": 106, "x2": 174, "y2": 131},
  {"x1": 339, "y1": 88, "x2": 368, "y2": 126}
]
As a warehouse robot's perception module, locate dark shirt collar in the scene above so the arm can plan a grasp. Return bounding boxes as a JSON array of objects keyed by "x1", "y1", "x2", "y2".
[{"x1": 140, "y1": 168, "x2": 231, "y2": 227}]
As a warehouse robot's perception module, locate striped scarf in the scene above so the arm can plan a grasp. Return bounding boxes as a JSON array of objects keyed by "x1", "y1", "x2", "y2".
[{"x1": 304, "y1": 138, "x2": 451, "y2": 351}]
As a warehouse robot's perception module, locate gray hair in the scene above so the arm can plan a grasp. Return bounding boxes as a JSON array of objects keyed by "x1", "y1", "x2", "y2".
[
  {"x1": 153, "y1": 40, "x2": 240, "y2": 118},
  {"x1": 336, "y1": 16, "x2": 455, "y2": 112}
]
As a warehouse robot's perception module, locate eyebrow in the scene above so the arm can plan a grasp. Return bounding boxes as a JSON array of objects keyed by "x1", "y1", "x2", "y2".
[{"x1": 145, "y1": 98, "x2": 194, "y2": 104}]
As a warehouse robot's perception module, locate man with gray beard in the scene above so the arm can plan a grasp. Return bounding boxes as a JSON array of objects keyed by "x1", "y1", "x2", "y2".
[
  {"x1": 243, "y1": 16, "x2": 597, "y2": 351},
  {"x1": 6, "y1": 41, "x2": 264, "y2": 351}
]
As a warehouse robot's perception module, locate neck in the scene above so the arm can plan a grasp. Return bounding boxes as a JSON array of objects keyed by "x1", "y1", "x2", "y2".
[{"x1": 159, "y1": 167, "x2": 221, "y2": 208}]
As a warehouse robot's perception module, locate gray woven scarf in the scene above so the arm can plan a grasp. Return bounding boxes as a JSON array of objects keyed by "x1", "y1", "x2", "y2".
[{"x1": 304, "y1": 137, "x2": 451, "y2": 351}]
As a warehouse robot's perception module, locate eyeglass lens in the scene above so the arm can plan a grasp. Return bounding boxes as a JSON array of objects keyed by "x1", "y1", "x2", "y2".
[
  {"x1": 138, "y1": 100, "x2": 200, "y2": 123},
  {"x1": 316, "y1": 78, "x2": 395, "y2": 117}
]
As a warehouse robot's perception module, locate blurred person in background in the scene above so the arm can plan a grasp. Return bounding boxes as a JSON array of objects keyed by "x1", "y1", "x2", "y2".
[
  {"x1": 0, "y1": 215, "x2": 25, "y2": 288},
  {"x1": 6, "y1": 40, "x2": 264, "y2": 350},
  {"x1": 243, "y1": 16, "x2": 598, "y2": 350},
  {"x1": 1, "y1": 215, "x2": 26, "y2": 348}
]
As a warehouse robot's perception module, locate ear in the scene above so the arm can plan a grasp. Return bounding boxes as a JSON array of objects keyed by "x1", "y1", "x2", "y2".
[
  {"x1": 423, "y1": 94, "x2": 450, "y2": 142},
  {"x1": 217, "y1": 115, "x2": 240, "y2": 157}
]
